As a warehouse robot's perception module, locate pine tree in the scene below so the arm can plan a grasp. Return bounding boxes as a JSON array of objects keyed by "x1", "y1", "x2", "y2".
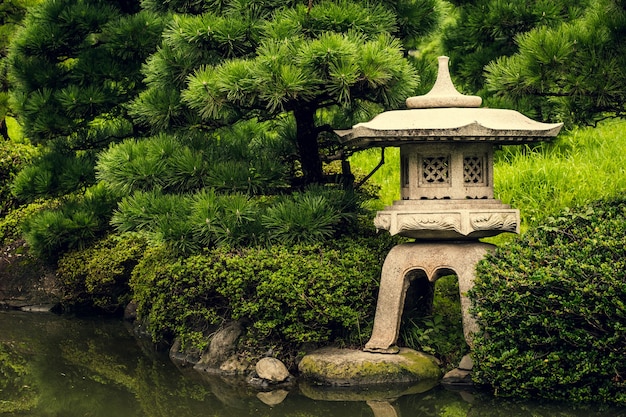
[
  {"x1": 130, "y1": 0, "x2": 441, "y2": 185},
  {"x1": 442, "y1": 0, "x2": 589, "y2": 95},
  {"x1": 442, "y1": 0, "x2": 626, "y2": 126},
  {"x1": 484, "y1": 0, "x2": 626, "y2": 125},
  {"x1": 7, "y1": 0, "x2": 166, "y2": 199}
]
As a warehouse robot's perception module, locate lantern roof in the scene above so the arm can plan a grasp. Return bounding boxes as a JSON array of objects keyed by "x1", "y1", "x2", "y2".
[{"x1": 336, "y1": 56, "x2": 563, "y2": 148}]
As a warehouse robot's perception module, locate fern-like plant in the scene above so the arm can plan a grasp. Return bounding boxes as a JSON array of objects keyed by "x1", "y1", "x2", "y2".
[
  {"x1": 262, "y1": 189, "x2": 345, "y2": 245},
  {"x1": 21, "y1": 183, "x2": 118, "y2": 260}
]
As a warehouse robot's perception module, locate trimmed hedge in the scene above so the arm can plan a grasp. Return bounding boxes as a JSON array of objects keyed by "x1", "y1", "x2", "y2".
[
  {"x1": 471, "y1": 197, "x2": 626, "y2": 404},
  {"x1": 57, "y1": 233, "x2": 148, "y2": 313},
  {"x1": 130, "y1": 235, "x2": 395, "y2": 359}
]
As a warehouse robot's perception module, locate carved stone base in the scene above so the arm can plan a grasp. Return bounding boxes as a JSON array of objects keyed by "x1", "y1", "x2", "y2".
[
  {"x1": 374, "y1": 199, "x2": 519, "y2": 240},
  {"x1": 364, "y1": 242, "x2": 495, "y2": 353}
]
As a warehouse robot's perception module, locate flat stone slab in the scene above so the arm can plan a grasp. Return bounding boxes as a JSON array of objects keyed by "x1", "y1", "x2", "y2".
[{"x1": 298, "y1": 347, "x2": 441, "y2": 387}]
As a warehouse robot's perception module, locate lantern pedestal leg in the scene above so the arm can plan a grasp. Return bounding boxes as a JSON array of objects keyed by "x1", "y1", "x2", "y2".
[{"x1": 364, "y1": 242, "x2": 495, "y2": 353}]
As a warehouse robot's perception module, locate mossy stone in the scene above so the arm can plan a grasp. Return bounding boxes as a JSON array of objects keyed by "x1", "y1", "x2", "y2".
[{"x1": 298, "y1": 347, "x2": 441, "y2": 387}]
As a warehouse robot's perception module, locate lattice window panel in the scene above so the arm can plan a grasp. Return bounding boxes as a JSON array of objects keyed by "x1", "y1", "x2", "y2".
[
  {"x1": 463, "y1": 156, "x2": 484, "y2": 184},
  {"x1": 422, "y1": 156, "x2": 449, "y2": 184}
]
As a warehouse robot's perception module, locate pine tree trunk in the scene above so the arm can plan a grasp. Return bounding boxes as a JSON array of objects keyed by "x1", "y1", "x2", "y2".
[
  {"x1": 0, "y1": 119, "x2": 8, "y2": 140},
  {"x1": 293, "y1": 105, "x2": 324, "y2": 185}
]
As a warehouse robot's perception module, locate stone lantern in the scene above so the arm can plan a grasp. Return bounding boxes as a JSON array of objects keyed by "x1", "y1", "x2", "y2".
[{"x1": 336, "y1": 56, "x2": 562, "y2": 354}]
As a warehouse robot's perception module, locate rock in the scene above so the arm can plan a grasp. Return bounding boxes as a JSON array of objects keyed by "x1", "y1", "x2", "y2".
[
  {"x1": 218, "y1": 355, "x2": 252, "y2": 375},
  {"x1": 441, "y1": 354, "x2": 475, "y2": 388},
  {"x1": 20, "y1": 304, "x2": 59, "y2": 313},
  {"x1": 0, "y1": 239, "x2": 61, "y2": 309},
  {"x1": 441, "y1": 368, "x2": 473, "y2": 386},
  {"x1": 194, "y1": 321, "x2": 242, "y2": 372},
  {"x1": 124, "y1": 301, "x2": 138, "y2": 321},
  {"x1": 256, "y1": 357, "x2": 291, "y2": 383},
  {"x1": 169, "y1": 338, "x2": 201, "y2": 368},
  {"x1": 300, "y1": 379, "x2": 438, "y2": 402},
  {"x1": 256, "y1": 389, "x2": 289, "y2": 406},
  {"x1": 458, "y1": 354, "x2": 473, "y2": 371},
  {"x1": 298, "y1": 347, "x2": 441, "y2": 387},
  {"x1": 366, "y1": 401, "x2": 401, "y2": 417}
]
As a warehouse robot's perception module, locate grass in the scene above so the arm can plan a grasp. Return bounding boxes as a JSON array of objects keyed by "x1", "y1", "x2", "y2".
[
  {"x1": 350, "y1": 118, "x2": 626, "y2": 229},
  {"x1": 349, "y1": 147, "x2": 400, "y2": 208},
  {"x1": 493, "y1": 119, "x2": 626, "y2": 226}
]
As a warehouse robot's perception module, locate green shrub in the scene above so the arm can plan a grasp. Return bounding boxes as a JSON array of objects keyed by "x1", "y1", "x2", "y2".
[
  {"x1": 0, "y1": 200, "x2": 59, "y2": 247},
  {"x1": 0, "y1": 139, "x2": 37, "y2": 215},
  {"x1": 57, "y1": 233, "x2": 148, "y2": 313},
  {"x1": 96, "y1": 134, "x2": 203, "y2": 195},
  {"x1": 111, "y1": 189, "x2": 263, "y2": 254},
  {"x1": 11, "y1": 151, "x2": 96, "y2": 202},
  {"x1": 262, "y1": 185, "x2": 359, "y2": 245},
  {"x1": 470, "y1": 197, "x2": 626, "y2": 404},
  {"x1": 21, "y1": 183, "x2": 120, "y2": 260},
  {"x1": 130, "y1": 234, "x2": 395, "y2": 360}
]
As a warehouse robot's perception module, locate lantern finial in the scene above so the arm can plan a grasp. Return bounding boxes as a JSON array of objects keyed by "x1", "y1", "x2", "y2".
[{"x1": 406, "y1": 56, "x2": 482, "y2": 109}]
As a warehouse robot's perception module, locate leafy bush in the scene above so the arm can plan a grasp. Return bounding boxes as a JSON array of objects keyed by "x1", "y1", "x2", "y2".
[
  {"x1": 0, "y1": 200, "x2": 58, "y2": 247},
  {"x1": 57, "y1": 233, "x2": 148, "y2": 313},
  {"x1": 130, "y1": 234, "x2": 395, "y2": 359},
  {"x1": 261, "y1": 185, "x2": 360, "y2": 245},
  {"x1": 470, "y1": 197, "x2": 626, "y2": 404},
  {"x1": 111, "y1": 189, "x2": 262, "y2": 254},
  {"x1": 0, "y1": 138, "x2": 37, "y2": 215}
]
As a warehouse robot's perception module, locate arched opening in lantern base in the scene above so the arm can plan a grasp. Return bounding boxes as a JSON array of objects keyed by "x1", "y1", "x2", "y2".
[
  {"x1": 397, "y1": 270, "x2": 468, "y2": 363},
  {"x1": 363, "y1": 242, "x2": 494, "y2": 354}
]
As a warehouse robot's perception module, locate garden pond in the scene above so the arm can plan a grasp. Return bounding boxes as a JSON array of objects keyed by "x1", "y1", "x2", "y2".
[{"x1": 0, "y1": 310, "x2": 624, "y2": 417}]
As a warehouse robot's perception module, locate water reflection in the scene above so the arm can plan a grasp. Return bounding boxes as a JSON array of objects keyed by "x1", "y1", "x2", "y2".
[{"x1": 0, "y1": 311, "x2": 624, "y2": 417}]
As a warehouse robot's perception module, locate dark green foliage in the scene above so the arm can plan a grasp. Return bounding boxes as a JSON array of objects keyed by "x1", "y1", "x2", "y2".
[
  {"x1": 443, "y1": 0, "x2": 587, "y2": 94},
  {"x1": 485, "y1": 0, "x2": 626, "y2": 125},
  {"x1": 7, "y1": 0, "x2": 166, "y2": 203},
  {"x1": 110, "y1": 186, "x2": 362, "y2": 255},
  {"x1": 8, "y1": 0, "x2": 164, "y2": 144},
  {"x1": 96, "y1": 123, "x2": 291, "y2": 196},
  {"x1": 57, "y1": 233, "x2": 148, "y2": 313},
  {"x1": 111, "y1": 188, "x2": 263, "y2": 253},
  {"x1": 132, "y1": 0, "x2": 439, "y2": 185},
  {"x1": 0, "y1": 0, "x2": 35, "y2": 141},
  {"x1": 130, "y1": 235, "x2": 393, "y2": 358},
  {"x1": 11, "y1": 150, "x2": 96, "y2": 202},
  {"x1": 97, "y1": 134, "x2": 205, "y2": 195},
  {"x1": 444, "y1": 0, "x2": 626, "y2": 126},
  {"x1": 262, "y1": 185, "x2": 359, "y2": 245},
  {"x1": 21, "y1": 183, "x2": 120, "y2": 260},
  {"x1": 127, "y1": 1, "x2": 282, "y2": 132},
  {"x1": 471, "y1": 197, "x2": 626, "y2": 404},
  {"x1": 188, "y1": 189, "x2": 261, "y2": 250}
]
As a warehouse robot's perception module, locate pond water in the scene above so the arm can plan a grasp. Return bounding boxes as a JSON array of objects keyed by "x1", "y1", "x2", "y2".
[{"x1": 0, "y1": 310, "x2": 624, "y2": 417}]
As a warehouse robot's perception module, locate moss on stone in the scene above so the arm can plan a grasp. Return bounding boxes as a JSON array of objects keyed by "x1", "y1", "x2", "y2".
[{"x1": 298, "y1": 348, "x2": 441, "y2": 386}]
